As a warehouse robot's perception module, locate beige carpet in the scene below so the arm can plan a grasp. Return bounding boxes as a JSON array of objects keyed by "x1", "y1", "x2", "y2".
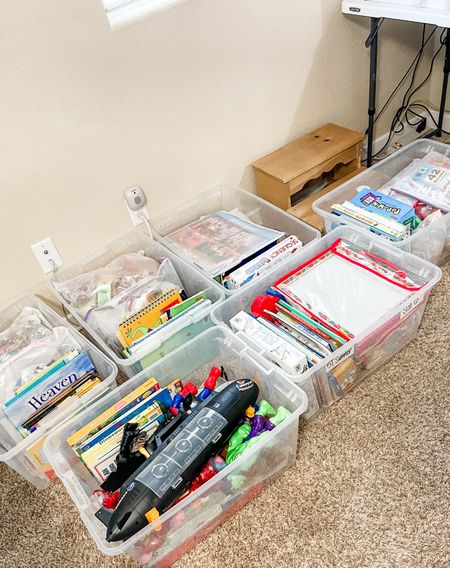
[{"x1": 0, "y1": 263, "x2": 448, "y2": 568}]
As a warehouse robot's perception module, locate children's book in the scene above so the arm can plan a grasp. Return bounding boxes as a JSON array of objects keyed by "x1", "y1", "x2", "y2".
[
  {"x1": 350, "y1": 187, "x2": 416, "y2": 225},
  {"x1": 126, "y1": 298, "x2": 211, "y2": 356},
  {"x1": 9, "y1": 350, "x2": 79, "y2": 402},
  {"x1": 87, "y1": 414, "x2": 163, "y2": 483},
  {"x1": 67, "y1": 377, "x2": 159, "y2": 448},
  {"x1": 165, "y1": 210, "x2": 285, "y2": 280},
  {"x1": 79, "y1": 403, "x2": 162, "y2": 466},
  {"x1": 331, "y1": 201, "x2": 409, "y2": 241},
  {"x1": 77, "y1": 387, "x2": 172, "y2": 454},
  {"x1": 22, "y1": 372, "x2": 100, "y2": 432}
]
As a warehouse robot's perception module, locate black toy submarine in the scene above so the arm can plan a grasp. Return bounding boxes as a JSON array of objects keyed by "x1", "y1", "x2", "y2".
[{"x1": 103, "y1": 379, "x2": 259, "y2": 542}]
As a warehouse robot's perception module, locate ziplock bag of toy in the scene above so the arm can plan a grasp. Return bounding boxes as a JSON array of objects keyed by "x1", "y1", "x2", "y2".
[
  {"x1": 54, "y1": 252, "x2": 185, "y2": 346},
  {"x1": 0, "y1": 307, "x2": 81, "y2": 405},
  {"x1": 379, "y1": 150, "x2": 450, "y2": 226}
]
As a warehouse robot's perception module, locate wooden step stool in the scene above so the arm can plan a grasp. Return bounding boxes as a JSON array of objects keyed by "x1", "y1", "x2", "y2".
[
  {"x1": 287, "y1": 166, "x2": 366, "y2": 233},
  {"x1": 252, "y1": 123, "x2": 365, "y2": 211}
]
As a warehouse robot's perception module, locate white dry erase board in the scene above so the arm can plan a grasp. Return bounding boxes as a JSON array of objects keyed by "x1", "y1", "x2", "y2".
[{"x1": 274, "y1": 239, "x2": 422, "y2": 336}]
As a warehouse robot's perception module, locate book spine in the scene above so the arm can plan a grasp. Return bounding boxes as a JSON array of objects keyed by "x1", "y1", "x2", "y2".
[{"x1": 66, "y1": 378, "x2": 158, "y2": 447}]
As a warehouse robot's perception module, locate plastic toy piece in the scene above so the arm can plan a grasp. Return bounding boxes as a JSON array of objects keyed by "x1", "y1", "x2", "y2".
[
  {"x1": 105, "y1": 379, "x2": 259, "y2": 542},
  {"x1": 170, "y1": 382, "x2": 198, "y2": 415},
  {"x1": 210, "y1": 455, "x2": 226, "y2": 472},
  {"x1": 225, "y1": 423, "x2": 252, "y2": 464},
  {"x1": 198, "y1": 367, "x2": 227, "y2": 400},
  {"x1": 100, "y1": 423, "x2": 148, "y2": 492},
  {"x1": 246, "y1": 400, "x2": 276, "y2": 441},
  {"x1": 94, "y1": 489, "x2": 120, "y2": 510},
  {"x1": 263, "y1": 406, "x2": 291, "y2": 432},
  {"x1": 227, "y1": 406, "x2": 291, "y2": 464},
  {"x1": 245, "y1": 406, "x2": 256, "y2": 419},
  {"x1": 251, "y1": 294, "x2": 280, "y2": 320}
]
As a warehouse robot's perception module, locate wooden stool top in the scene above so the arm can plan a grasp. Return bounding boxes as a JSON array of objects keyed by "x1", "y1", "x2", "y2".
[{"x1": 253, "y1": 123, "x2": 365, "y2": 184}]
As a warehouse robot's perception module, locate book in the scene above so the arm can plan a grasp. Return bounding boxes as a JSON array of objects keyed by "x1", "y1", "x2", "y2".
[
  {"x1": 87, "y1": 413, "x2": 163, "y2": 483},
  {"x1": 77, "y1": 387, "x2": 172, "y2": 454},
  {"x1": 350, "y1": 187, "x2": 416, "y2": 226},
  {"x1": 67, "y1": 377, "x2": 159, "y2": 448},
  {"x1": 22, "y1": 372, "x2": 100, "y2": 432},
  {"x1": 9, "y1": 350, "x2": 79, "y2": 402},
  {"x1": 331, "y1": 201, "x2": 409, "y2": 241},
  {"x1": 4, "y1": 351, "x2": 97, "y2": 434},
  {"x1": 165, "y1": 210, "x2": 285, "y2": 280},
  {"x1": 117, "y1": 289, "x2": 183, "y2": 348},
  {"x1": 164, "y1": 291, "x2": 206, "y2": 319},
  {"x1": 79, "y1": 402, "x2": 162, "y2": 466},
  {"x1": 223, "y1": 235, "x2": 302, "y2": 290},
  {"x1": 126, "y1": 298, "x2": 212, "y2": 356},
  {"x1": 266, "y1": 310, "x2": 333, "y2": 358}
]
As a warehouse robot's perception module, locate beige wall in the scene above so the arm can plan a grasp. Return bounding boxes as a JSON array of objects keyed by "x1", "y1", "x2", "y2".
[{"x1": 0, "y1": 0, "x2": 432, "y2": 304}]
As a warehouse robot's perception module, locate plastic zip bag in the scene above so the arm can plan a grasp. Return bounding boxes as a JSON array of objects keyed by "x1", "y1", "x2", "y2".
[
  {"x1": 84, "y1": 257, "x2": 184, "y2": 346},
  {"x1": 386, "y1": 151, "x2": 450, "y2": 212},
  {"x1": 54, "y1": 252, "x2": 166, "y2": 317},
  {"x1": 0, "y1": 307, "x2": 81, "y2": 405}
]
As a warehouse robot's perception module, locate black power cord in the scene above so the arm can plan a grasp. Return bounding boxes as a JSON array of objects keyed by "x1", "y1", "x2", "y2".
[
  {"x1": 369, "y1": 29, "x2": 447, "y2": 162},
  {"x1": 408, "y1": 103, "x2": 450, "y2": 135},
  {"x1": 373, "y1": 25, "x2": 436, "y2": 126}
]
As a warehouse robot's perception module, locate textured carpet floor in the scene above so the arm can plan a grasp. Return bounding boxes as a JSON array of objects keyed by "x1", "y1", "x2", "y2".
[{"x1": 0, "y1": 264, "x2": 448, "y2": 568}]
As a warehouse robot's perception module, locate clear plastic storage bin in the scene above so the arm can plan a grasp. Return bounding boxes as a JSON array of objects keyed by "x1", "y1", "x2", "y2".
[
  {"x1": 313, "y1": 140, "x2": 450, "y2": 265},
  {"x1": 44, "y1": 327, "x2": 308, "y2": 567},
  {"x1": 150, "y1": 184, "x2": 320, "y2": 295},
  {"x1": 212, "y1": 226, "x2": 441, "y2": 417},
  {"x1": 0, "y1": 295, "x2": 118, "y2": 490},
  {"x1": 50, "y1": 231, "x2": 224, "y2": 378}
]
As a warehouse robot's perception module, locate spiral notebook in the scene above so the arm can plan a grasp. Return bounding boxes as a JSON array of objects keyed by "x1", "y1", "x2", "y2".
[{"x1": 117, "y1": 289, "x2": 182, "y2": 348}]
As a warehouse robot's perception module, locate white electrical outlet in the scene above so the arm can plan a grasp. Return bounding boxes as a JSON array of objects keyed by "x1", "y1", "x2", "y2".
[
  {"x1": 125, "y1": 203, "x2": 150, "y2": 227},
  {"x1": 31, "y1": 237, "x2": 63, "y2": 274}
]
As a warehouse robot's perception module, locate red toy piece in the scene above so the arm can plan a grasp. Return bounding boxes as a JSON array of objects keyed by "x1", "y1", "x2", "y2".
[
  {"x1": 251, "y1": 294, "x2": 279, "y2": 320},
  {"x1": 204, "y1": 367, "x2": 222, "y2": 391}
]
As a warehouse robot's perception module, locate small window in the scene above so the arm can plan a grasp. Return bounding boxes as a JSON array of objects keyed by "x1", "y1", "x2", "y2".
[{"x1": 102, "y1": 0, "x2": 186, "y2": 27}]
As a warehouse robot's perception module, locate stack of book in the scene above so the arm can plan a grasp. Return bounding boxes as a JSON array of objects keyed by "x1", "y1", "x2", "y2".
[
  {"x1": 331, "y1": 187, "x2": 419, "y2": 241},
  {"x1": 3, "y1": 350, "x2": 101, "y2": 436},
  {"x1": 118, "y1": 290, "x2": 211, "y2": 360}
]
